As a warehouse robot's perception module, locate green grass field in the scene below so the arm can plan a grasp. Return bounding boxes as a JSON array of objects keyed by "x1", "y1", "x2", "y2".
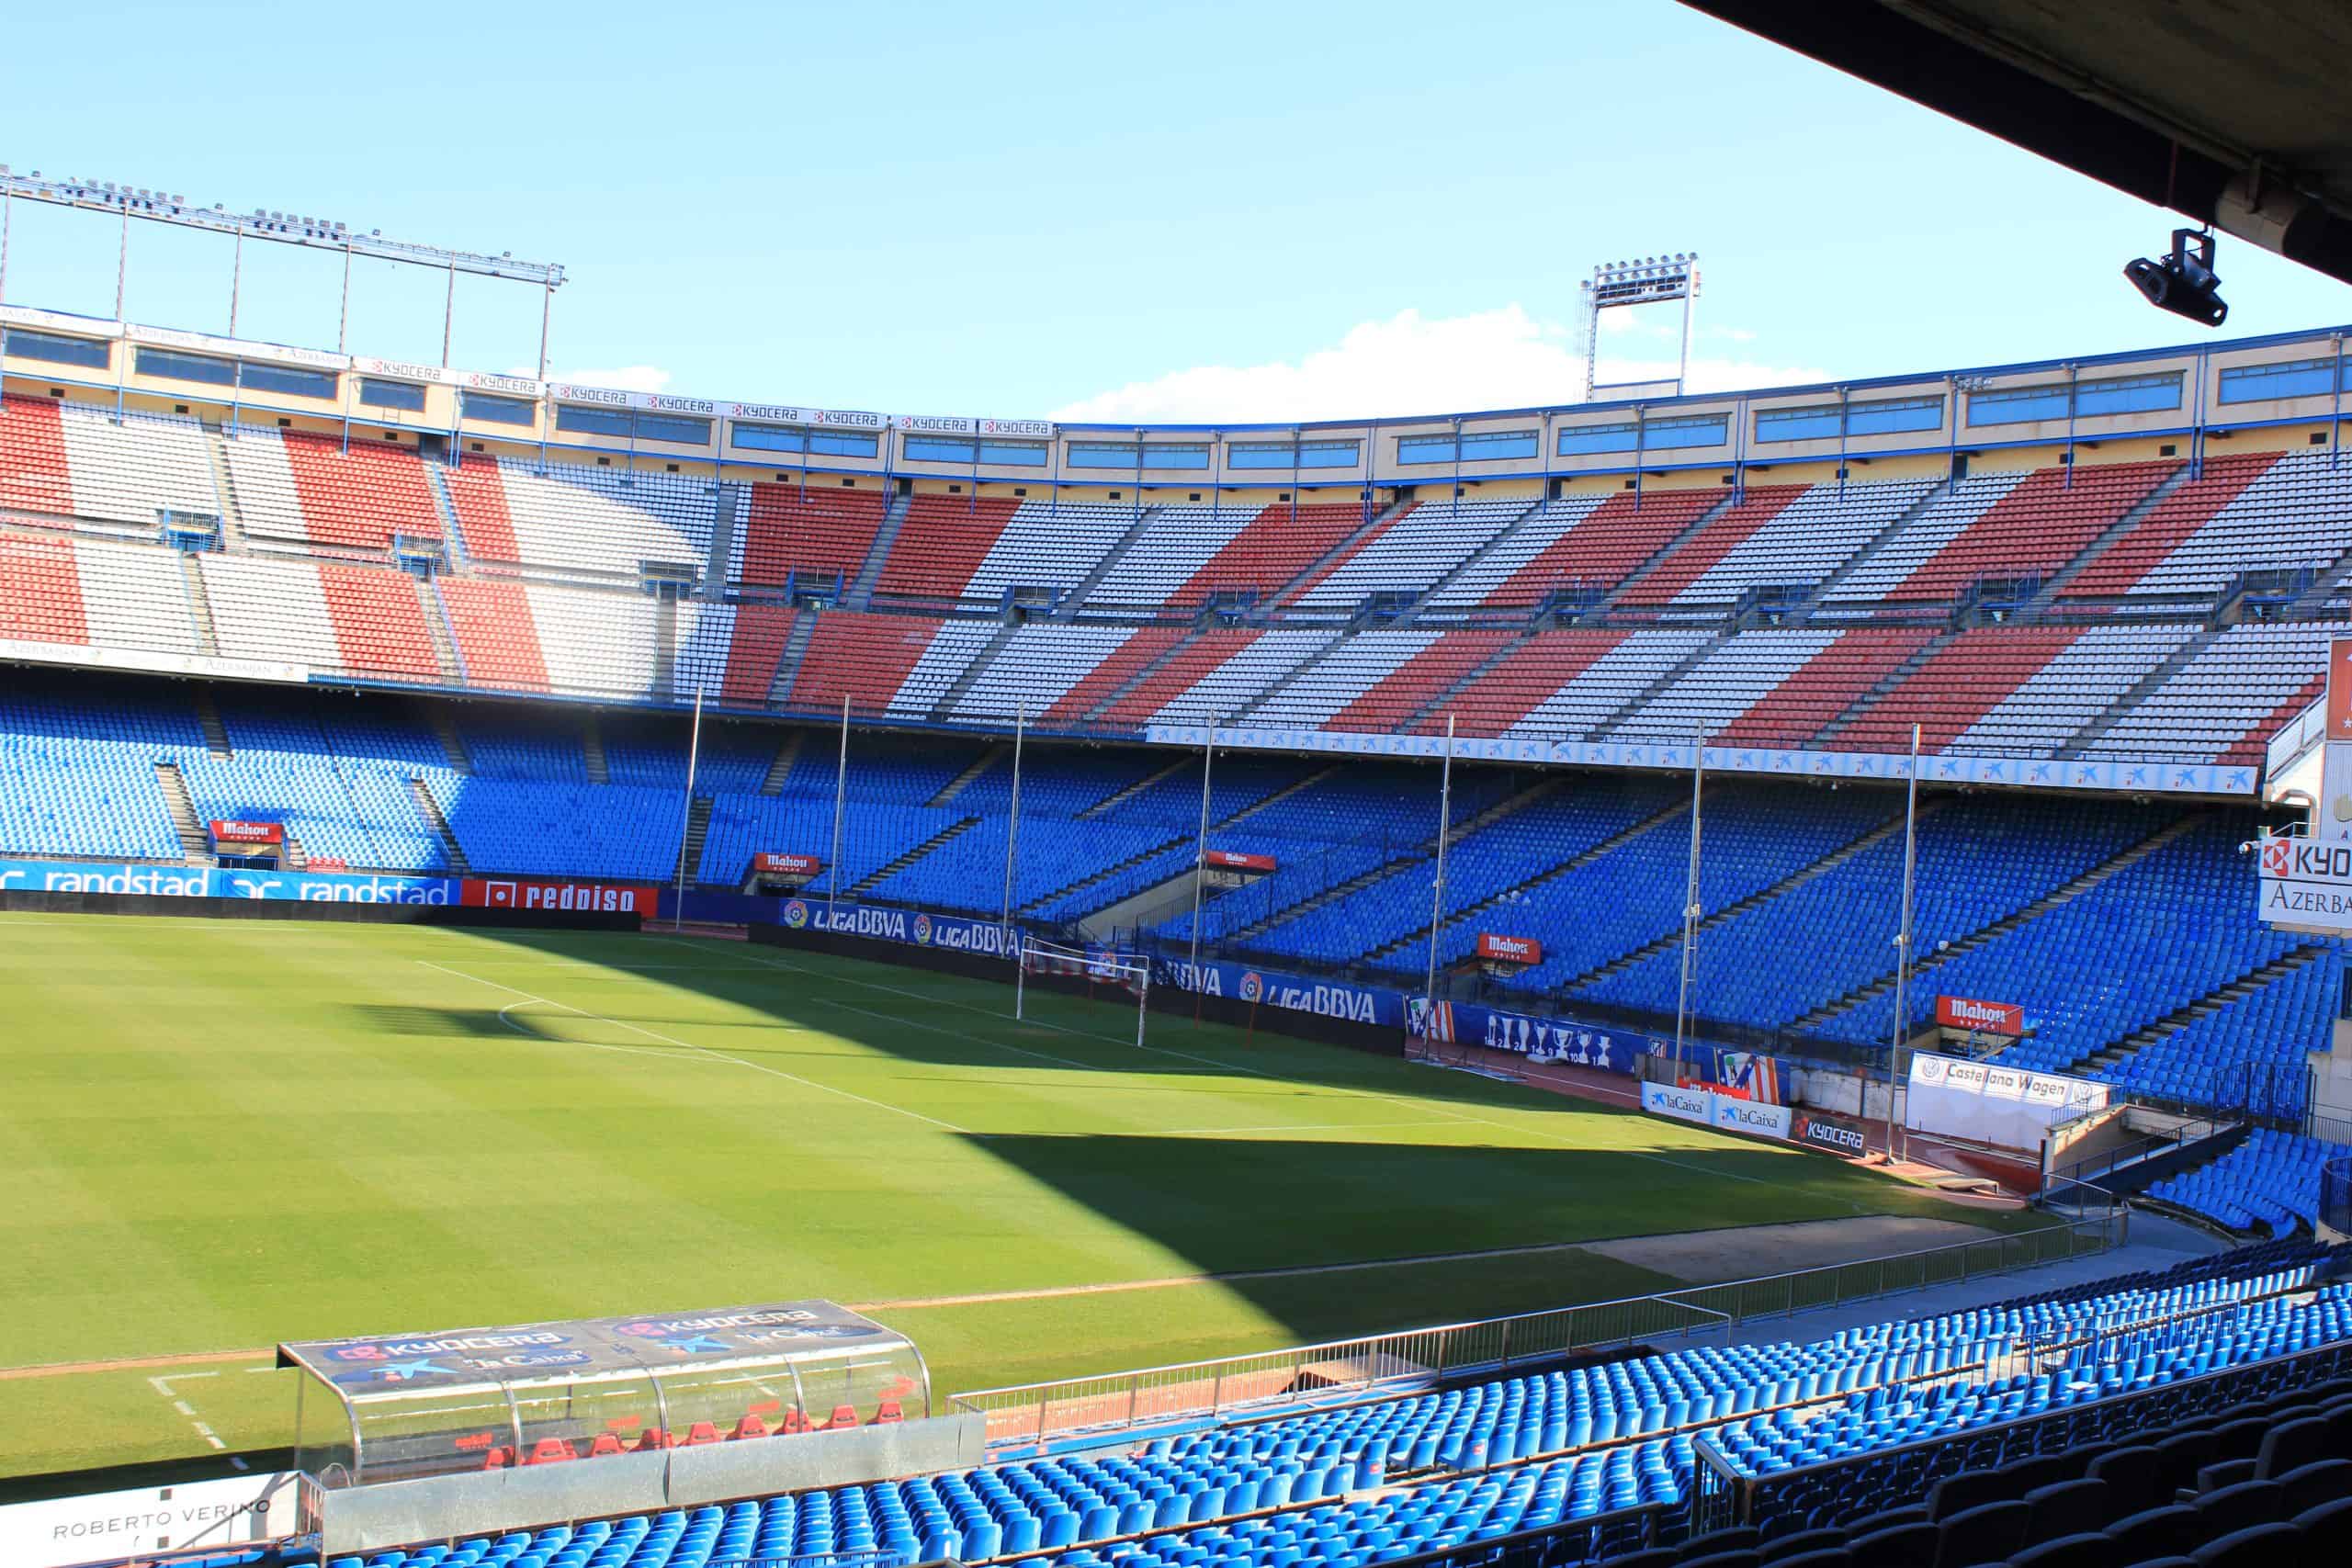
[{"x1": 0, "y1": 911, "x2": 2012, "y2": 1484}]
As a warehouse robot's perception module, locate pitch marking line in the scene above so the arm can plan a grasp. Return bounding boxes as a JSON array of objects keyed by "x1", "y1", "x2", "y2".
[
  {"x1": 415, "y1": 958, "x2": 967, "y2": 1133},
  {"x1": 147, "y1": 1371, "x2": 228, "y2": 1450}
]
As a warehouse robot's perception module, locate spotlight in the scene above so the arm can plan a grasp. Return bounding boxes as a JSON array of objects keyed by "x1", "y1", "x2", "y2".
[{"x1": 2125, "y1": 228, "x2": 2227, "y2": 327}]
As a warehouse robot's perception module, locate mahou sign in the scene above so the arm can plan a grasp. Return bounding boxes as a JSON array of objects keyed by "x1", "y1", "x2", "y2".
[
  {"x1": 209, "y1": 819, "x2": 284, "y2": 844},
  {"x1": 459, "y1": 879, "x2": 661, "y2": 914},
  {"x1": 753, "y1": 852, "x2": 824, "y2": 875},
  {"x1": 1937, "y1": 994, "x2": 2025, "y2": 1035},
  {"x1": 1203, "y1": 850, "x2": 1277, "y2": 872},
  {"x1": 1476, "y1": 932, "x2": 1544, "y2": 965}
]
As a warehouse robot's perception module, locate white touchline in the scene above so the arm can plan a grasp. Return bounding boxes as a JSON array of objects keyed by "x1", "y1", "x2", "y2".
[{"x1": 416, "y1": 958, "x2": 967, "y2": 1133}]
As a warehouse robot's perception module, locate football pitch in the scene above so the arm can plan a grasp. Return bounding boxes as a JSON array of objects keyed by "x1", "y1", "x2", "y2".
[{"x1": 0, "y1": 911, "x2": 2018, "y2": 1483}]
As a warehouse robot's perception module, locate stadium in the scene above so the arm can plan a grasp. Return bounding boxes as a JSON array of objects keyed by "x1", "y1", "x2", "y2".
[{"x1": 7, "y1": 4, "x2": 2352, "y2": 1567}]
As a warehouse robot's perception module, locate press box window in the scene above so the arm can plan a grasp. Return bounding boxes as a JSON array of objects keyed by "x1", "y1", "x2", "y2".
[
  {"x1": 1970, "y1": 372, "x2": 2181, "y2": 426},
  {"x1": 1755, "y1": 396, "x2": 1939, "y2": 444},
  {"x1": 731, "y1": 422, "x2": 879, "y2": 459},
  {"x1": 462, "y1": 391, "x2": 537, "y2": 426},
  {"x1": 2219, "y1": 356, "x2": 2352, "y2": 405},
  {"x1": 1069, "y1": 441, "x2": 1139, "y2": 469},
  {"x1": 1400, "y1": 429, "x2": 1538, "y2": 464},
  {"x1": 359, "y1": 378, "x2": 429, "y2": 413},
  {"x1": 136, "y1": 346, "x2": 235, "y2": 387},
  {"x1": 241, "y1": 362, "x2": 338, "y2": 400},
  {"x1": 4, "y1": 329, "x2": 111, "y2": 370},
  {"x1": 982, "y1": 439, "x2": 1046, "y2": 467},
  {"x1": 557, "y1": 404, "x2": 710, "y2": 445},
  {"x1": 904, "y1": 434, "x2": 974, "y2": 464},
  {"x1": 1227, "y1": 438, "x2": 1360, "y2": 469}
]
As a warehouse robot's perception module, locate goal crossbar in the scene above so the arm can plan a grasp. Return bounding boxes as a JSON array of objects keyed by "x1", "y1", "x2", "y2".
[{"x1": 1013, "y1": 934, "x2": 1150, "y2": 1047}]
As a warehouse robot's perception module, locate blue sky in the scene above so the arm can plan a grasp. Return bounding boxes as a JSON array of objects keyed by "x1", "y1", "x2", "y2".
[{"x1": 7, "y1": 0, "x2": 2350, "y2": 422}]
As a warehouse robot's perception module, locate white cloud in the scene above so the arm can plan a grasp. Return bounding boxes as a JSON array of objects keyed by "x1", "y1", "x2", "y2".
[
  {"x1": 513, "y1": 364, "x2": 674, "y2": 393},
  {"x1": 1050, "y1": 306, "x2": 1826, "y2": 423}
]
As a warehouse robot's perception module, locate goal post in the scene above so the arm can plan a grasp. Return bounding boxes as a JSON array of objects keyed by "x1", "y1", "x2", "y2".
[{"x1": 1015, "y1": 933, "x2": 1151, "y2": 1046}]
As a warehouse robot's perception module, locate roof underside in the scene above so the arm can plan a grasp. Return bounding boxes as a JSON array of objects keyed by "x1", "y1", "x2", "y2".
[{"x1": 1685, "y1": 0, "x2": 2352, "y2": 286}]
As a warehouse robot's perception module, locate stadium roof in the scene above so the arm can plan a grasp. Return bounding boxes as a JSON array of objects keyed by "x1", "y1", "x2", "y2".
[{"x1": 1685, "y1": 1, "x2": 2352, "y2": 287}]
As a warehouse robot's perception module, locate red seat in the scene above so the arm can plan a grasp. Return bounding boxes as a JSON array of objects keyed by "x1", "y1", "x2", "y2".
[
  {"x1": 685, "y1": 1421, "x2": 722, "y2": 1446},
  {"x1": 481, "y1": 1445, "x2": 514, "y2": 1470},
  {"x1": 526, "y1": 1437, "x2": 577, "y2": 1465},
  {"x1": 731, "y1": 1414, "x2": 771, "y2": 1440},
  {"x1": 825, "y1": 1404, "x2": 859, "y2": 1429},
  {"x1": 632, "y1": 1427, "x2": 674, "y2": 1452},
  {"x1": 779, "y1": 1407, "x2": 808, "y2": 1435},
  {"x1": 872, "y1": 1400, "x2": 904, "y2": 1425},
  {"x1": 586, "y1": 1432, "x2": 625, "y2": 1458}
]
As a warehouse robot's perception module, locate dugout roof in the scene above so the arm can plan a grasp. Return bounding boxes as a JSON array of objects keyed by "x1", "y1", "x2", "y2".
[
  {"x1": 1686, "y1": 0, "x2": 2352, "y2": 287},
  {"x1": 277, "y1": 1299, "x2": 909, "y2": 1399}
]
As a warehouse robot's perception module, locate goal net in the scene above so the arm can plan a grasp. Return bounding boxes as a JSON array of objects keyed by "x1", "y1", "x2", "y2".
[{"x1": 1015, "y1": 934, "x2": 1150, "y2": 1046}]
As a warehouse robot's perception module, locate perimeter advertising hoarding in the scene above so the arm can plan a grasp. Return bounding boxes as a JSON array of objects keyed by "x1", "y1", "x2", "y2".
[
  {"x1": 1155, "y1": 955, "x2": 1400, "y2": 1027},
  {"x1": 777, "y1": 898, "x2": 1018, "y2": 958},
  {"x1": 752, "y1": 852, "x2": 824, "y2": 875},
  {"x1": 0, "y1": 1473, "x2": 299, "y2": 1567},
  {"x1": 1476, "y1": 933, "x2": 1544, "y2": 965},
  {"x1": 1203, "y1": 849, "x2": 1278, "y2": 872},
  {"x1": 0, "y1": 857, "x2": 457, "y2": 903},
  {"x1": 209, "y1": 819, "x2": 284, "y2": 845},
  {"x1": 459, "y1": 879, "x2": 662, "y2": 914},
  {"x1": 1906, "y1": 1050, "x2": 2109, "y2": 1151},
  {"x1": 1936, "y1": 995, "x2": 2025, "y2": 1035},
  {"x1": 1410, "y1": 998, "x2": 1645, "y2": 1075},
  {"x1": 2257, "y1": 832, "x2": 2352, "y2": 936},
  {"x1": 1640, "y1": 1082, "x2": 1792, "y2": 1141}
]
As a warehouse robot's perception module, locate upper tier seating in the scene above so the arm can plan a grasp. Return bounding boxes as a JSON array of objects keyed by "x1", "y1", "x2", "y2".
[
  {"x1": 1147, "y1": 630, "x2": 1338, "y2": 726},
  {"x1": 444, "y1": 457, "x2": 716, "y2": 581},
  {"x1": 221, "y1": 427, "x2": 441, "y2": 553},
  {"x1": 947, "y1": 626, "x2": 1138, "y2": 722},
  {"x1": 735, "y1": 482, "x2": 887, "y2": 590},
  {"x1": 782, "y1": 612, "x2": 948, "y2": 717},
  {"x1": 200, "y1": 553, "x2": 443, "y2": 682},
  {"x1": 1645, "y1": 477, "x2": 1939, "y2": 607},
  {"x1": 0, "y1": 531, "x2": 201, "y2": 655},
  {"x1": 1080, "y1": 507, "x2": 1261, "y2": 608},
  {"x1": 960, "y1": 502, "x2": 1141, "y2": 606},
  {"x1": 872, "y1": 495, "x2": 1023, "y2": 602},
  {"x1": 1293, "y1": 500, "x2": 1534, "y2": 609},
  {"x1": 2071, "y1": 448, "x2": 2352, "y2": 599},
  {"x1": 1, "y1": 395, "x2": 220, "y2": 531},
  {"x1": 2082, "y1": 622, "x2": 2341, "y2": 764}
]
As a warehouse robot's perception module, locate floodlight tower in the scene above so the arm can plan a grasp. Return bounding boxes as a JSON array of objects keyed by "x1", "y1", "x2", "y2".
[{"x1": 1579, "y1": 253, "x2": 1701, "y2": 400}]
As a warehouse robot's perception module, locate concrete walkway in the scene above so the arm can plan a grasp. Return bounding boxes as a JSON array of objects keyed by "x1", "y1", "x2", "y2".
[{"x1": 1668, "y1": 1211, "x2": 2228, "y2": 1352}]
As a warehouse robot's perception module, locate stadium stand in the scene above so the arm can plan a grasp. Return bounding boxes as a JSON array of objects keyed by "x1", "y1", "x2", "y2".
[
  {"x1": 290, "y1": 1243, "x2": 2351, "y2": 1568},
  {"x1": 736, "y1": 482, "x2": 887, "y2": 591},
  {"x1": 442, "y1": 457, "x2": 715, "y2": 581},
  {"x1": 221, "y1": 428, "x2": 441, "y2": 553}
]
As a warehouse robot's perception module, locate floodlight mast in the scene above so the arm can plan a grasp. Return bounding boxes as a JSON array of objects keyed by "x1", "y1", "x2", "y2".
[
  {"x1": 1579, "y1": 252, "x2": 1701, "y2": 400},
  {"x1": 0, "y1": 163, "x2": 565, "y2": 373}
]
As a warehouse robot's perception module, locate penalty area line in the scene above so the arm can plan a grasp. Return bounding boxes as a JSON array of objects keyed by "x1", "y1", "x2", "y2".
[{"x1": 415, "y1": 958, "x2": 967, "y2": 1133}]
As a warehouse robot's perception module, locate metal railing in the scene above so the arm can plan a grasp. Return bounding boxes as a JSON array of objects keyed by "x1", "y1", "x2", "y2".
[
  {"x1": 2051, "y1": 1109, "x2": 2234, "y2": 1190},
  {"x1": 951, "y1": 1213, "x2": 2120, "y2": 1454},
  {"x1": 1688, "y1": 1314, "x2": 2352, "y2": 1539}
]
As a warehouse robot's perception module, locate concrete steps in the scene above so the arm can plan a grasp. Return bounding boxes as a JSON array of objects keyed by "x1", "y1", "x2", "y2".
[
  {"x1": 152, "y1": 761, "x2": 211, "y2": 862},
  {"x1": 760, "y1": 730, "x2": 805, "y2": 796},
  {"x1": 849, "y1": 816, "x2": 978, "y2": 897},
  {"x1": 2078, "y1": 944, "x2": 2329, "y2": 1075},
  {"x1": 410, "y1": 777, "x2": 469, "y2": 873}
]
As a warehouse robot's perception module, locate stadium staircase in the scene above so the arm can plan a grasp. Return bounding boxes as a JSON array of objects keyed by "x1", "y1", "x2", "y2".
[
  {"x1": 849, "y1": 816, "x2": 978, "y2": 897},
  {"x1": 1795, "y1": 476, "x2": 1958, "y2": 618},
  {"x1": 1020, "y1": 831, "x2": 1193, "y2": 916},
  {"x1": 847, "y1": 492, "x2": 914, "y2": 610},
  {"x1": 424, "y1": 457, "x2": 470, "y2": 565},
  {"x1": 1394, "y1": 497, "x2": 1544, "y2": 619},
  {"x1": 1261, "y1": 495, "x2": 1417, "y2": 612},
  {"x1": 175, "y1": 552, "x2": 220, "y2": 654},
  {"x1": 929, "y1": 745, "x2": 1007, "y2": 805},
  {"x1": 582, "y1": 716, "x2": 610, "y2": 784},
  {"x1": 1071, "y1": 628, "x2": 1210, "y2": 723},
  {"x1": 1216, "y1": 763, "x2": 1341, "y2": 826},
  {"x1": 419, "y1": 579, "x2": 467, "y2": 682},
  {"x1": 193, "y1": 687, "x2": 232, "y2": 758},
  {"x1": 768, "y1": 608, "x2": 818, "y2": 705},
  {"x1": 280, "y1": 831, "x2": 311, "y2": 871},
  {"x1": 409, "y1": 779, "x2": 469, "y2": 872},
  {"x1": 1355, "y1": 791, "x2": 1688, "y2": 963},
  {"x1": 1811, "y1": 628, "x2": 1964, "y2": 745},
  {"x1": 1559, "y1": 799, "x2": 1936, "y2": 989},
  {"x1": 1077, "y1": 755, "x2": 1193, "y2": 818},
  {"x1": 151, "y1": 761, "x2": 210, "y2": 861},
  {"x1": 1589, "y1": 491, "x2": 1740, "y2": 613},
  {"x1": 759, "y1": 731, "x2": 804, "y2": 795},
  {"x1": 2023, "y1": 463, "x2": 2197, "y2": 611},
  {"x1": 1053, "y1": 505, "x2": 1165, "y2": 620},
  {"x1": 650, "y1": 594, "x2": 679, "y2": 702},
  {"x1": 2058, "y1": 623, "x2": 2232, "y2": 757},
  {"x1": 429, "y1": 707, "x2": 473, "y2": 773},
  {"x1": 2288, "y1": 547, "x2": 2352, "y2": 615},
  {"x1": 1785, "y1": 812, "x2": 2209, "y2": 1036},
  {"x1": 2078, "y1": 942, "x2": 2332, "y2": 1077},
  {"x1": 705, "y1": 483, "x2": 746, "y2": 601},
  {"x1": 926, "y1": 623, "x2": 1025, "y2": 718},
  {"x1": 198, "y1": 423, "x2": 249, "y2": 545},
  {"x1": 675, "y1": 797, "x2": 714, "y2": 886}
]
